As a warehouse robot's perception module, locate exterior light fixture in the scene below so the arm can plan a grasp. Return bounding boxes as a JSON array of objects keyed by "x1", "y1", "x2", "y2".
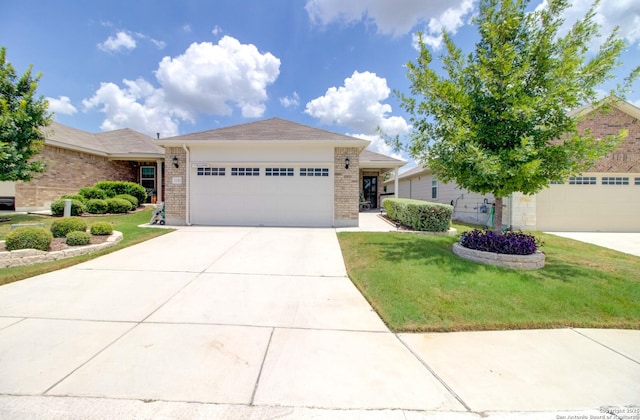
[
  {"x1": 172, "y1": 156, "x2": 179, "y2": 168},
  {"x1": 345, "y1": 156, "x2": 350, "y2": 169}
]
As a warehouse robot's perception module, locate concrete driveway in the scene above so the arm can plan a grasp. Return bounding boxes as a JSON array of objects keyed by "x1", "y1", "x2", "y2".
[{"x1": 0, "y1": 226, "x2": 639, "y2": 419}]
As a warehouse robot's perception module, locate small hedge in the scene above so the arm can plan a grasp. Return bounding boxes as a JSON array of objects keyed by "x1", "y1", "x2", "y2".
[
  {"x1": 50, "y1": 217, "x2": 88, "y2": 238},
  {"x1": 107, "y1": 197, "x2": 132, "y2": 214},
  {"x1": 85, "y1": 199, "x2": 109, "y2": 214},
  {"x1": 79, "y1": 186, "x2": 107, "y2": 200},
  {"x1": 51, "y1": 199, "x2": 85, "y2": 216},
  {"x1": 5, "y1": 226, "x2": 53, "y2": 251},
  {"x1": 383, "y1": 198, "x2": 452, "y2": 232},
  {"x1": 114, "y1": 194, "x2": 139, "y2": 208},
  {"x1": 459, "y1": 229, "x2": 542, "y2": 255},
  {"x1": 94, "y1": 181, "x2": 147, "y2": 205},
  {"x1": 65, "y1": 231, "x2": 92, "y2": 246},
  {"x1": 90, "y1": 222, "x2": 114, "y2": 235}
]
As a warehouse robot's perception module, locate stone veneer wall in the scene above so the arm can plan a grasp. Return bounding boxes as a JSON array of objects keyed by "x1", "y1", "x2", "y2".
[
  {"x1": 15, "y1": 145, "x2": 137, "y2": 211},
  {"x1": 334, "y1": 147, "x2": 360, "y2": 227},
  {"x1": 164, "y1": 147, "x2": 187, "y2": 225}
]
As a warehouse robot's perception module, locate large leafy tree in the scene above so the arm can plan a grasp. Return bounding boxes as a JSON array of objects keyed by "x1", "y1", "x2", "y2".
[
  {"x1": 396, "y1": 0, "x2": 639, "y2": 230},
  {"x1": 0, "y1": 46, "x2": 51, "y2": 181}
]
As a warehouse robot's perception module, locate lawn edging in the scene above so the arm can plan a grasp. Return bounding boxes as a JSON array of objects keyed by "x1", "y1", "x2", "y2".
[
  {"x1": 452, "y1": 242, "x2": 545, "y2": 270},
  {"x1": 0, "y1": 231, "x2": 123, "y2": 268}
]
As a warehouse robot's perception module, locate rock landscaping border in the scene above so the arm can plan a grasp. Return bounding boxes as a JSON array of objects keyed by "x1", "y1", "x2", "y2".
[
  {"x1": 0, "y1": 231, "x2": 122, "y2": 268},
  {"x1": 452, "y1": 242, "x2": 545, "y2": 270}
]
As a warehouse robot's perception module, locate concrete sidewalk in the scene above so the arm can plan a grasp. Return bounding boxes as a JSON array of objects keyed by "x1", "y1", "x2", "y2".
[
  {"x1": 547, "y1": 231, "x2": 640, "y2": 257},
  {"x1": 0, "y1": 226, "x2": 639, "y2": 419}
]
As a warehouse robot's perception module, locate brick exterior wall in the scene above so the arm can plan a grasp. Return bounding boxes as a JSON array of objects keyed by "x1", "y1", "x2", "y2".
[
  {"x1": 580, "y1": 107, "x2": 640, "y2": 172},
  {"x1": 164, "y1": 147, "x2": 187, "y2": 225},
  {"x1": 15, "y1": 145, "x2": 138, "y2": 210},
  {"x1": 334, "y1": 147, "x2": 360, "y2": 227}
]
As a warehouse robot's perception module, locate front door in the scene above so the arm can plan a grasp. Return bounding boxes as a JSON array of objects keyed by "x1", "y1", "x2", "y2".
[{"x1": 363, "y1": 176, "x2": 378, "y2": 208}]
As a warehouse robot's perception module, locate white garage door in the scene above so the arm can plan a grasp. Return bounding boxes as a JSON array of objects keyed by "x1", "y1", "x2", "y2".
[
  {"x1": 536, "y1": 174, "x2": 640, "y2": 232},
  {"x1": 190, "y1": 165, "x2": 334, "y2": 227}
]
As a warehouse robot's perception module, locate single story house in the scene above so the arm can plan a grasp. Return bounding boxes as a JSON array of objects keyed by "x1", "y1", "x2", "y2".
[
  {"x1": 157, "y1": 118, "x2": 405, "y2": 227},
  {"x1": 3, "y1": 118, "x2": 405, "y2": 228},
  {"x1": 384, "y1": 99, "x2": 640, "y2": 232},
  {"x1": 0, "y1": 121, "x2": 165, "y2": 211}
]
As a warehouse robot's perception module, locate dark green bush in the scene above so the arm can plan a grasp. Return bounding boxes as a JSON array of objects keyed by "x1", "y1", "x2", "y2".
[
  {"x1": 383, "y1": 198, "x2": 452, "y2": 232},
  {"x1": 65, "y1": 231, "x2": 92, "y2": 246},
  {"x1": 51, "y1": 199, "x2": 85, "y2": 216},
  {"x1": 60, "y1": 194, "x2": 87, "y2": 203},
  {"x1": 94, "y1": 181, "x2": 147, "y2": 205},
  {"x1": 5, "y1": 227, "x2": 53, "y2": 251},
  {"x1": 114, "y1": 194, "x2": 139, "y2": 208},
  {"x1": 79, "y1": 186, "x2": 107, "y2": 200},
  {"x1": 107, "y1": 197, "x2": 132, "y2": 214},
  {"x1": 85, "y1": 199, "x2": 109, "y2": 214},
  {"x1": 50, "y1": 217, "x2": 87, "y2": 238},
  {"x1": 90, "y1": 222, "x2": 114, "y2": 235}
]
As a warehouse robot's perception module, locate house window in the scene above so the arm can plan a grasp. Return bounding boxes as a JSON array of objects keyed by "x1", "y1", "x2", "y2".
[
  {"x1": 636, "y1": 177, "x2": 640, "y2": 185},
  {"x1": 140, "y1": 166, "x2": 156, "y2": 190},
  {"x1": 265, "y1": 168, "x2": 294, "y2": 177},
  {"x1": 568, "y1": 176, "x2": 596, "y2": 185},
  {"x1": 197, "y1": 167, "x2": 225, "y2": 176},
  {"x1": 300, "y1": 168, "x2": 329, "y2": 177},
  {"x1": 231, "y1": 167, "x2": 259, "y2": 176},
  {"x1": 431, "y1": 178, "x2": 438, "y2": 199},
  {"x1": 549, "y1": 180, "x2": 564, "y2": 185},
  {"x1": 602, "y1": 176, "x2": 629, "y2": 185}
]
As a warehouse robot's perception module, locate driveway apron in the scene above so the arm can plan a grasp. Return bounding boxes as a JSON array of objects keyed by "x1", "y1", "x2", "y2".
[{"x1": 0, "y1": 226, "x2": 462, "y2": 412}]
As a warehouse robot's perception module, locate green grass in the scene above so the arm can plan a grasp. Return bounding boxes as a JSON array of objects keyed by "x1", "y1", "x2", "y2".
[
  {"x1": 0, "y1": 208, "x2": 172, "y2": 286},
  {"x1": 337, "y1": 224, "x2": 640, "y2": 332}
]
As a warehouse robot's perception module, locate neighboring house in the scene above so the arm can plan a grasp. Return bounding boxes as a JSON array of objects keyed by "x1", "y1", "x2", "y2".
[
  {"x1": 385, "y1": 99, "x2": 640, "y2": 232},
  {"x1": 0, "y1": 122, "x2": 165, "y2": 211},
  {"x1": 157, "y1": 118, "x2": 406, "y2": 227}
]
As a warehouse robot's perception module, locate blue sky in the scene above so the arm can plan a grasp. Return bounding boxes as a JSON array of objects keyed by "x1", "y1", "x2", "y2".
[{"x1": 1, "y1": 0, "x2": 639, "y2": 167}]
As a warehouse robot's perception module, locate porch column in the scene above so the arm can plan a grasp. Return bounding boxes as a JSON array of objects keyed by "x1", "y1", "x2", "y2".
[
  {"x1": 394, "y1": 170, "x2": 399, "y2": 198},
  {"x1": 156, "y1": 159, "x2": 163, "y2": 203}
]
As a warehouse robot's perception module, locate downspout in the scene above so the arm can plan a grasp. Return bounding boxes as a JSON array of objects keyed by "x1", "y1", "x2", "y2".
[
  {"x1": 394, "y1": 170, "x2": 399, "y2": 198},
  {"x1": 182, "y1": 144, "x2": 191, "y2": 226}
]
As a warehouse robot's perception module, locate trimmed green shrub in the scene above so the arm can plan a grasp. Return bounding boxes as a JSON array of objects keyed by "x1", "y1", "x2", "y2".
[
  {"x1": 114, "y1": 194, "x2": 139, "y2": 208},
  {"x1": 5, "y1": 226, "x2": 53, "y2": 251},
  {"x1": 61, "y1": 194, "x2": 87, "y2": 203},
  {"x1": 65, "y1": 231, "x2": 92, "y2": 246},
  {"x1": 90, "y1": 222, "x2": 114, "y2": 235},
  {"x1": 51, "y1": 199, "x2": 85, "y2": 216},
  {"x1": 383, "y1": 198, "x2": 452, "y2": 232},
  {"x1": 107, "y1": 197, "x2": 132, "y2": 214},
  {"x1": 85, "y1": 199, "x2": 109, "y2": 214},
  {"x1": 50, "y1": 217, "x2": 87, "y2": 238},
  {"x1": 79, "y1": 186, "x2": 107, "y2": 200},
  {"x1": 94, "y1": 181, "x2": 147, "y2": 205}
]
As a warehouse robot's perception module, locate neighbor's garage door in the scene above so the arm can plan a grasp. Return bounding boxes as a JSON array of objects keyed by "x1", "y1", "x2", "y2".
[
  {"x1": 536, "y1": 175, "x2": 640, "y2": 232},
  {"x1": 190, "y1": 165, "x2": 333, "y2": 227}
]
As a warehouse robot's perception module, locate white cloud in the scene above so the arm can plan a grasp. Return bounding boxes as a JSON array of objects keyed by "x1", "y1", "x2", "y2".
[
  {"x1": 349, "y1": 132, "x2": 406, "y2": 162},
  {"x1": 280, "y1": 92, "x2": 300, "y2": 108},
  {"x1": 156, "y1": 36, "x2": 280, "y2": 118},
  {"x1": 84, "y1": 36, "x2": 281, "y2": 135},
  {"x1": 98, "y1": 31, "x2": 136, "y2": 53},
  {"x1": 305, "y1": 0, "x2": 475, "y2": 37},
  {"x1": 149, "y1": 38, "x2": 167, "y2": 50},
  {"x1": 415, "y1": 0, "x2": 475, "y2": 49},
  {"x1": 212, "y1": 25, "x2": 223, "y2": 36},
  {"x1": 47, "y1": 96, "x2": 77, "y2": 115},
  {"x1": 183, "y1": 24, "x2": 192, "y2": 33},
  {"x1": 305, "y1": 70, "x2": 410, "y2": 136}
]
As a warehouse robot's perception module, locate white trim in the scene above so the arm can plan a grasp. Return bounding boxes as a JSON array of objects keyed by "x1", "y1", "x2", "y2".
[{"x1": 182, "y1": 144, "x2": 191, "y2": 226}]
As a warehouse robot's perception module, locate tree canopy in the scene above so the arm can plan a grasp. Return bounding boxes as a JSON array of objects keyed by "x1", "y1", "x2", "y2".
[
  {"x1": 395, "y1": 0, "x2": 640, "y2": 229},
  {"x1": 0, "y1": 46, "x2": 51, "y2": 182}
]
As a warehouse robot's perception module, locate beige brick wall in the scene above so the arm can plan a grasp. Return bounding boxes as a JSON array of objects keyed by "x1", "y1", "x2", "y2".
[
  {"x1": 580, "y1": 107, "x2": 640, "y2": 172},
  {"x1": 334, "y1": 147, "x2": 359, "y2": 227},
  {"x1": 164, "y1": 147, "x2": 187, "y2": 225},
  {"x1": 15, "y1": 145, "x2": 137, "y2": 210}
]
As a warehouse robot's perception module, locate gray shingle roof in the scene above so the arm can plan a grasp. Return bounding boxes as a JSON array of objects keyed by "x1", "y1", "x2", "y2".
[{"x1": 359, "y1": 149, "x2": 405, "y2": 165}]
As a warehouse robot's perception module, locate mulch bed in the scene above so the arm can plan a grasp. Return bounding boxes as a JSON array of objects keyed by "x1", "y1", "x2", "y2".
[{"x1": 0, "y1": 235, "x2": 109, "y2": 252}]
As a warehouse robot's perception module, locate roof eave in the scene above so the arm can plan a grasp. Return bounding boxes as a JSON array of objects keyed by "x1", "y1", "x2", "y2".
[
  {"x1": 156, "y1": 139, "x2": 370, "y2": 148},
  {"x1": 46, "y1": 139, "x2": 108, "y2": 157}
]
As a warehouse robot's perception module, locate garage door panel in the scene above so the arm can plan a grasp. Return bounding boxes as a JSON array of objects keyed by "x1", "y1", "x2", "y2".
[{"x1": 190, "y1": 166, "x2": 333, "y2": 227}]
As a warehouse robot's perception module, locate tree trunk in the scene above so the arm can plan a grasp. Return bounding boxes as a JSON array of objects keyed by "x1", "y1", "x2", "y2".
[{"x1": 493, "y1": 196, "x2": 503, "y2": 232}]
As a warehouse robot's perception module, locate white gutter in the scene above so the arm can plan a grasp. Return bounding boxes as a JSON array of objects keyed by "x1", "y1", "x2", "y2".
[{"x1": 182, "y1": 144, "x2": 192, "y2": 226}]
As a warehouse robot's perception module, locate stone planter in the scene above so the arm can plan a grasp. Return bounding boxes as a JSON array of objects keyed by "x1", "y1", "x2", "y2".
[{"x1": 452, "y1": 242, "x2": 545, "y2": 270}]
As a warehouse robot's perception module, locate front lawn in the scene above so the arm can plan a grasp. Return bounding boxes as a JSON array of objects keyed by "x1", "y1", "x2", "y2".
[
  {"x1": 337, "y1": 227, "x2": 640, "y2": 332},
  {"x1": 0, "y1": 208, "x2": 171, "y2": 286}
]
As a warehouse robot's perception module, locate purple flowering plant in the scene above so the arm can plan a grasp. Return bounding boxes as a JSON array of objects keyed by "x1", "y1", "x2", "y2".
[{"x1": 459, "y1": 229, "x2": 543, "y2": 255}]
